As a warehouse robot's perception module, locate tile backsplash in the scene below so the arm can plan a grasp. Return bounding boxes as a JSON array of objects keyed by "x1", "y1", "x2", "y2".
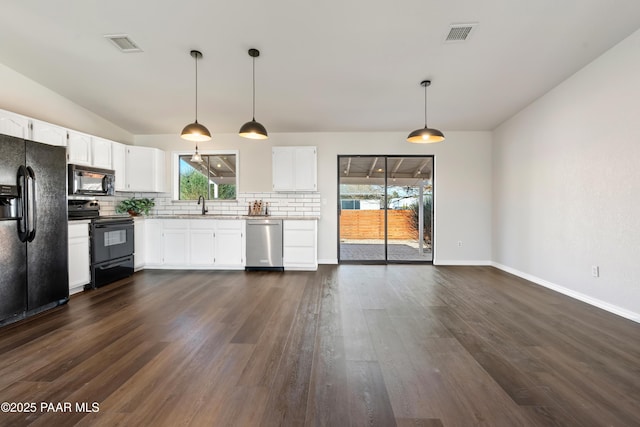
[{"x1": 86, "y1": 192, "x2": 321, "y2": 217}]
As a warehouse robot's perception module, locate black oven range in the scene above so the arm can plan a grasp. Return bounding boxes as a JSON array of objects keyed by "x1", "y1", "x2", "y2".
[{"x1": 68, "y1": 200, "x2": 134, "y2": 289}]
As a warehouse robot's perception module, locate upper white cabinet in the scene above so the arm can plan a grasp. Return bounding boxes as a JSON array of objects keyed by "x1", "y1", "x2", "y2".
[
  {"x1": 272, "y1": 146, "x2": 317, "y2": 192},
  {"x1": 68, "y1": 133, "x2": 117, "y2": 169},
  {"x1": 30, "y1": 119, "x2": 67, "y2": 147},
  {"x1": 67, "y1": 130, "x2": 92, "y2": 165},
  {"x1": 0, "y1": 109, "x2": 168, "y2": 192},
  {"x1": 111, "y1": 142, "x2": 127, "y2": 191},
  {"x1": 0, "y1": 109, "x2": 30, "y2": 139},
  {"x1": 91, "y1": 137, "x2": 113, "y2": 169},
  {"x1": 124, "y1": 146, "x2": 165, "y2": 192}
]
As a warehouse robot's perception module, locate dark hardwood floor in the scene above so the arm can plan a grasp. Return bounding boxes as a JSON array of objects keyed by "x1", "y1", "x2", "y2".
[{"x1": 0, "y1": 265, "x2": 639, "y2": 426}]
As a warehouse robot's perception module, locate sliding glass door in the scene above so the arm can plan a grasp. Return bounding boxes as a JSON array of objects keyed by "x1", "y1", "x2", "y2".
[{"x1": 338, "y1": 155, "x2": 434, "y2": 263}]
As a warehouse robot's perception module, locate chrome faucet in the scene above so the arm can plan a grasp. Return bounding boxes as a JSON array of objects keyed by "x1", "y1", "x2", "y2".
[{"x1": 197, "y1": 195, "x2": 208, "y2": 215}]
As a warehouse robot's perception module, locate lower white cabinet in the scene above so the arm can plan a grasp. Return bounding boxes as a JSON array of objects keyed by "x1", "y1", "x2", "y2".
[
  {"x1": 144, "y1": 219, "x2": 163, "y2": 266},
  {"x1": 163, "y1": 220, "x2": 189, "y2": 265},
  {"x1": 283, "y1": 220, "x2": 317, "y2": 270},
  {"x1": 68, "y1": 221, "x2": 90, "y2": 294},
  {"x1": 133, "y1": 217, "x2": 145, "y2": 270},
  {"x1": 212, "y1": 220, "x2": 245, "y2": 268},
  {"x1": 189, "y1": 220, "x2": 215, "y2": 266},
  {"x1": 144, "y1": 219, "x2": 245, "y2": 270}
]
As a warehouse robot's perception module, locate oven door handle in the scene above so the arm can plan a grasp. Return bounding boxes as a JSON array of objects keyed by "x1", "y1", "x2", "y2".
[
  {"x1": 94, "y1": 223, "x2": 133, "y2": 229},
  {"x1": 97, "y1": 256, "x2": 133, "y2": 270}
]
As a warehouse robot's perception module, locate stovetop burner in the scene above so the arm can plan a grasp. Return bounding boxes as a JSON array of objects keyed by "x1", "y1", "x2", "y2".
[
  {"x1": 68, "y1": 200, "x2": 131, "y2": 222},
  {"x1": 68, "y1": 199, "x2": 100, "y2": 220}
]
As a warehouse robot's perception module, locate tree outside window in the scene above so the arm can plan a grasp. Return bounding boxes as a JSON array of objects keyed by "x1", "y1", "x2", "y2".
[{"x1": 178, "y1": 154, "x2": 236, "y2": 200}]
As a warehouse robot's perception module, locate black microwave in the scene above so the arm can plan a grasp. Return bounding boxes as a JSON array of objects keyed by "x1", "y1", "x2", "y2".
[{"x1": 68, "y1": 164, "x2": 115, "y2": 196}]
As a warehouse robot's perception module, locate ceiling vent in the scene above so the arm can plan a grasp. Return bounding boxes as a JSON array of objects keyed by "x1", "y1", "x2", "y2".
[
  {"x1": 104, "y1": 34, "x2": 143, "y2": 53},
  {"x1": 444, "y1": 23, "x2": 478, "y2": 43}
]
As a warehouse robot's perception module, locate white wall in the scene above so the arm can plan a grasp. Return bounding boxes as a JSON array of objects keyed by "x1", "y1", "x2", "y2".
[
  {"x1": 136, "y1": 131, "x2": 493, "y2": 264},
  {"x1": 493, "y1": 29, "x2": 640, "y2": 320},
  {"x1": 0, "y1": 62, "x2": 132, "y2": 143}
]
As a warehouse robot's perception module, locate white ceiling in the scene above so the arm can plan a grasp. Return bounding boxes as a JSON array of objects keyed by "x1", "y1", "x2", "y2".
[{"x1": 1, "y1": 1, "x2": 639, "y2": 136}]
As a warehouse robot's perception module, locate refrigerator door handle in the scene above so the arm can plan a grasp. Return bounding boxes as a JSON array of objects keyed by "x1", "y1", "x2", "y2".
[
  {"x1": 16, "y1": 165, "x2": 29, "y2": 242},
  {"x1": 26, "y1": 166, "x2": 37, "y2": 242}
]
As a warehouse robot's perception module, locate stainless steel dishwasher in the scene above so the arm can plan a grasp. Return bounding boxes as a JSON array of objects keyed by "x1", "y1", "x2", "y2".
[{"x1": 245, "y1": 219, "x2": 283, "y2": 270}]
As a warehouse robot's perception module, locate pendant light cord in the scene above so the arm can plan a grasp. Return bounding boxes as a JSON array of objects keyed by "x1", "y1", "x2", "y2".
[
  {"x1": 252, "y1": 55, "x2": 256, "y2": 120},
  {"x1": 195, "y1": 54, "x2": 199, "y2": 123},
  {"x1": 424, "y1": 82, "x2": 428, "y2": 128}
]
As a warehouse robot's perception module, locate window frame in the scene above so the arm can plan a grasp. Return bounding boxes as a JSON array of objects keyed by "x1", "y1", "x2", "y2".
[{"x1": 172, "y1": 149, "x2": 239, "y2": 201}]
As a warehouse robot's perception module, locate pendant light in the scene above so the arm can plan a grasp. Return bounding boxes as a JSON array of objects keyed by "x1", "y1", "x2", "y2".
[
  {"x1": 190, "y1": 144, "x2": 203, "y2": 163},
  {"x1": 181, "y1": 50, "x2": 211, "y2": 142},
  {"x1": 407, "y1": 80, "x2": 445, "y2": 143},
  {"x1": 239, "y1": 48, "x2": 268, "y2": 139}
]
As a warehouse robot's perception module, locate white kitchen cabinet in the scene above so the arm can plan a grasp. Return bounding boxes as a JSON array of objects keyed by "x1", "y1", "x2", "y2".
[
  {"x1": 283, "y1": 220, "x2": 317, "y2": 270},
  {"x1": 144, "y1": 219, "x2": 163, "y2": 266},
  {"x1": 163, "y1": 220, "x2": 189, "y2": 266},
  {"x1": 112, "y1": 142, "x2": 127, "y2": 191},
  {"x1": 272, "y1": 146, "x2": 317, "y2": 192},
  {"x1": 189, "y1": 220, "x2": 215, "y2": 266},
  {"x1": 91, "y1": 137, "x2": 113, "y2": 169},
  {"x1": 213, "y1": 220, "x2": 245, "y2": 268},
  {"x1": 144, "y1": 219, "x2": 245, "y2": 270},
  {"x1": 67, "y1": 130, "x2": 92, "y2": 165},
  {"x1": 133, "y1": 218, "x2": 145, "y2": 270},
  {"x1": 0, "y1": 109, "x2": 30, "y2": 139},
  {"x1": 68, "y1": 221, "x2": 91, "y2": 294},
  {"x1": 124, "y1": 145, "x2": 166, "y2": 192},
  {"x1": 30, "y1": 119, "x2": 67, "y2": 147}
]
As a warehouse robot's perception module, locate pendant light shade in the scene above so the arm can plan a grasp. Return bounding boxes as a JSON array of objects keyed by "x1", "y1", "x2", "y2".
[
  {"x1": 181, "y1": 50, "x2": 211, "y2": 142},
  {"x1": 239, "y1": 48, "x2": 268, "y2": 139},
  {"x1": 190, "y1": 144, "x2": 203, "y2": 163},
  {"x1": 407, "y1": 80, "x2": 445, "y2": 144},
  {"x1": 239, "y1": 119, "x2": 268, "y2": 139}
]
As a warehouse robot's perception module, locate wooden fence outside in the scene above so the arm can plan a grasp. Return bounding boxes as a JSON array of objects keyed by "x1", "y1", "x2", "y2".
[{"x1": 339, "y1": 210, "x2": 416, "y2": 240}]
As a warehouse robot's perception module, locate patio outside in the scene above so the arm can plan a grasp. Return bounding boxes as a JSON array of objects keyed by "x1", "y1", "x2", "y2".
[{"x1": 338, "y1": 154, "x2": 433, "y2": 263}]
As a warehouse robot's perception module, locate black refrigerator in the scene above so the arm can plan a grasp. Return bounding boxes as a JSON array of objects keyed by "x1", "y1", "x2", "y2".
[{"x1": 0, "y1": 133, "x2": 69, "y2": 326}]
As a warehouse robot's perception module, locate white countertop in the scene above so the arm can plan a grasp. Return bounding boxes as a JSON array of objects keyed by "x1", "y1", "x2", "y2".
[{"x1": 144, "y1": 215, "x2": 319, "y2": 220}]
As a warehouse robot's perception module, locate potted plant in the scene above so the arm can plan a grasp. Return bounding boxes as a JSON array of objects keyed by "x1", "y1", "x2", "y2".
[{"x1": 115, "y1": 197, "x2": 155, "y2": 216}]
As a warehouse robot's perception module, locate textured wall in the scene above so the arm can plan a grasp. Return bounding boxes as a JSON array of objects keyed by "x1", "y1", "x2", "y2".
[{"x1": 493, "y1": 28, "x2": 640, "y2": 320}]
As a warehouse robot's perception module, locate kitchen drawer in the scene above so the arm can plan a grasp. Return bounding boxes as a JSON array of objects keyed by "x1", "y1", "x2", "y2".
[
  {"x1": 190, "y1": 219, "x2": 216, "y2": 230},
  {"x1": 216, "y1": 220, "x2": 244, "y2": 230},
  {"x1": 283, "y1": 220, "x2": 315, "y2": 230},
  {"x1": 283, "y1": 229, "x2": 315, "y2": 246},
  {"x1": 162, "y1": 219, "x2": 189, "y2": 229}
]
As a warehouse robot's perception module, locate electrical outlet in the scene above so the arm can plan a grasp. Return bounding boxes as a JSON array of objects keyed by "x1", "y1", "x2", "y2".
[
  {"x1": 591, "y1": 265, "x2": 599, "y2": 277},
  {"x1": 457, "y1": 241, "x2": 463, "y2": 247}
]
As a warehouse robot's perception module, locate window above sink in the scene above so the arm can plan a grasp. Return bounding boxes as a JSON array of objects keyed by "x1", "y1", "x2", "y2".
[{"x1": 172, "y1": 150, "x2": 238, "y2": 201}]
